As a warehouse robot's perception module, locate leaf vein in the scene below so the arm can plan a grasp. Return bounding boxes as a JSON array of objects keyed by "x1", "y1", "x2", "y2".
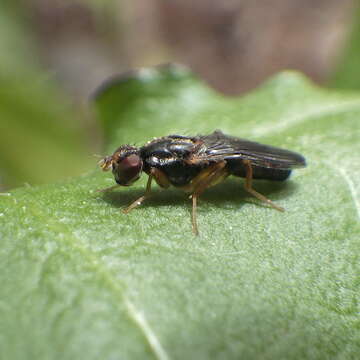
[
  {"x1": 23, "y1": 200, "x2": 169, "y2": 359},
  {"x1": 251, "y1": 100, "x2": 360, "y2": 138},
  {"x1": 125, "y1": 298, "x2": 170, "y2": 360},
  {"x1": 322, "y1": 161, "x2": 360, "y2": 221}
]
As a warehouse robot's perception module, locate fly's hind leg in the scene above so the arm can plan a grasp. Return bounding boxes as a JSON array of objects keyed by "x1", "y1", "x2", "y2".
[{"x1": 243, "y1": 160, "x2": 284, "y2": 212}]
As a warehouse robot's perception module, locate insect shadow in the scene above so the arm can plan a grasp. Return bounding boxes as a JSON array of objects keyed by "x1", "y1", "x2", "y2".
[{"x1": 100, "y1": 178, "x2": 298, "y2": 211}]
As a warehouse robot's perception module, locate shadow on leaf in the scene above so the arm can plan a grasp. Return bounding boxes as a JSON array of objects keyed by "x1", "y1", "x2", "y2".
[{"x1": 99, "y1": 177, "x2": 298, "y2": 211}]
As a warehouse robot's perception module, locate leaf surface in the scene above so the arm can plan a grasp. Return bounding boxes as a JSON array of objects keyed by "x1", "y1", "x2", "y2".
[{"x1": 1, "y1": 66, "x2": 359, "y2": 360}]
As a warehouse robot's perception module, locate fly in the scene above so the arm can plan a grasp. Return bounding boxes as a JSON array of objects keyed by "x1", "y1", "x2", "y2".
[{"x1": 98, "y1": 130, "x2": 306, "y2": 235}]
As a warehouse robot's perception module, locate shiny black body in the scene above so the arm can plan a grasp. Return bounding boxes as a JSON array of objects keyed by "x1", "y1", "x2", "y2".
[
  {"x1": 140, "y1": 136, "x2": 203, "y2": 186},
  {"x1": 138, "y1": 131, "x2": 306, "y2": 187},
  {"x1": 99, "y1": 131, "x2": 306, "y2": 234}
]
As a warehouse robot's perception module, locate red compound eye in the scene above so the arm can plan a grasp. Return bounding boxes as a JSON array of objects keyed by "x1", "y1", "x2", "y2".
[{"x1": 115, "y1": 154, "x2": 143, "y2": 185}]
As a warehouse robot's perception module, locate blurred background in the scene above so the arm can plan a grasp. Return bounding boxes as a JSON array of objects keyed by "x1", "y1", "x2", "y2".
[{"x1": 1, "y1": 0, "x2": 359, "y2": 190}]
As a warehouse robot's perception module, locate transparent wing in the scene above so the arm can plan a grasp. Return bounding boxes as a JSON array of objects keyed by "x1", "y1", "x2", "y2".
[{"x1": 196, "y1": 131, "x2": 306, "y2": 169}]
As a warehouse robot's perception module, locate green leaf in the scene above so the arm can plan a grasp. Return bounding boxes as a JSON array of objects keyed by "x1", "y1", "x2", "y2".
[
  {"x1": 0, "y1": 7, "x2": 92, "y2": 189},
  {"x1": 330, "y1": 4, "x2": 360, "y2": 90},
  {"x1": 1, "y1": 66, "x2": 359, "y2": 360}
]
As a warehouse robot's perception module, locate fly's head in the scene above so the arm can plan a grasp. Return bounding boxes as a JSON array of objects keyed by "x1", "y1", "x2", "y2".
[{"x1": 99, "y1": 145, "x2": 143, "y2": 186}]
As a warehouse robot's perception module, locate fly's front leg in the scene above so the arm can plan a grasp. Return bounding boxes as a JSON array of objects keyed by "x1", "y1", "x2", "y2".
[
  {"x1": 96, "y1": 184, "x2": 120, "y2": 193},
  {"x1": 123, "y1": 173, "x2": 153, "y2": 214},
  {"x1": 123, "y1": 167, "x2": 169, "y2": 214},
  {"x1": 243, "y1": 160, "x2": 284, "y2": 212}
]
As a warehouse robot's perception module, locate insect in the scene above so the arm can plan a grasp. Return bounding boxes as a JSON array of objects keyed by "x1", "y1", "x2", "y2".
[{"x1": 99, "y1": 130, "x2": 306, "y2": 235}]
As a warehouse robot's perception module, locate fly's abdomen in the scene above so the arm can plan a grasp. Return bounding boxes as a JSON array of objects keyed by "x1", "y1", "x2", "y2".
[{"x1": 227, "y1": 159, "x2": 292, "y2": 181}]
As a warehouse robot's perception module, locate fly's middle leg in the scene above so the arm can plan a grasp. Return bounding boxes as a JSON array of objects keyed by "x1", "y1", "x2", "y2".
[
  {"x1": 191, "y1": 195, "x2": 199, "y2": 236},
  {"x1": 243, "y1": 160, "x2": 285, "y2": 212},
  {"x1": 190, "y1": 161, "x2": 229, "y2": 235}
]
